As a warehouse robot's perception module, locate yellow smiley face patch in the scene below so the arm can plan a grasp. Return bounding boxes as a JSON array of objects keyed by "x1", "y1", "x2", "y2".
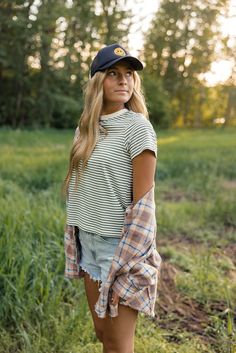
[{"x1": 114, "y1": 47, "x2": 126, "y2": 56}]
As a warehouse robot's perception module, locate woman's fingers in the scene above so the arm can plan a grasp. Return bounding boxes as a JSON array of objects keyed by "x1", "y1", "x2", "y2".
[{"x1": 111, "y1": 291, "x2": 119, "y2": 305}]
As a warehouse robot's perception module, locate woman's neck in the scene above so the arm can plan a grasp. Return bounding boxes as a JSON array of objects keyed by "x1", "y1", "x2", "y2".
[{"x1": 101, "y1": 104, "x2": 125, "y2": 115}]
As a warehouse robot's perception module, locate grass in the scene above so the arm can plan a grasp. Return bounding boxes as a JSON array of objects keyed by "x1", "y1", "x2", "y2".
[{"x1": 0, "y1": 127, "x2": 235, "y2": 353}]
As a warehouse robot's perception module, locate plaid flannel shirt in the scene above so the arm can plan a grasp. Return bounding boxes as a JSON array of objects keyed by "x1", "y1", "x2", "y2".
[{"x1": 64, "y1": 184, "x2": 162, "y2": 318}]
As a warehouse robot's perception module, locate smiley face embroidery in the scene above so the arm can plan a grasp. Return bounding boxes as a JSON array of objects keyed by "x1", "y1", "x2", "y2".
[{"x1": 114, "y1": 47, "x2": 126, "y2": 56}]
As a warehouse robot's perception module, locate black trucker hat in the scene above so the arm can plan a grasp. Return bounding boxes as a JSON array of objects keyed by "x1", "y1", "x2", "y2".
[{"x1": 90, "y1": 43, "x2": 143, "y2": 78}]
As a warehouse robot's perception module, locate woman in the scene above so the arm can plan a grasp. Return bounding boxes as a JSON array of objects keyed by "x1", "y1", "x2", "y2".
[{"x1": 64, "y1": 43, "x2": 161, "y2": 353}]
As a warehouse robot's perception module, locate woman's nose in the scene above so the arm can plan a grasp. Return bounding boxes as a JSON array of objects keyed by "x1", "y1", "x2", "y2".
[{"x1": 118, "y1": 73, "x2": 127, "y2": 84}]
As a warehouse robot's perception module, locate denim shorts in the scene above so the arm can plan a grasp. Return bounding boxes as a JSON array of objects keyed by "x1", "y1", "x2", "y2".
[{"x1": 78, "y1": 228, "x2": 120, "y2": 286}]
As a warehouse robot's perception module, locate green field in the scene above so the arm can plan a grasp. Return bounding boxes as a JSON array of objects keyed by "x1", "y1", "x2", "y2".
[{"x1": 0, "y1": 127, "x2": 235, "y2": 353}]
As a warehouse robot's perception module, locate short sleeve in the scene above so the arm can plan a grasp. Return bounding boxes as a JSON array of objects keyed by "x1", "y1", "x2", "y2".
[{"x1": 124, "y1": 115, "x2": 157, "y2": 160}]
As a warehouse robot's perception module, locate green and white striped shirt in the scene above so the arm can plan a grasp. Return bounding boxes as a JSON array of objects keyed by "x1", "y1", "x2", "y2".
[{"x1": 66, "y1": 108, "x2": 157, "y2": 238}]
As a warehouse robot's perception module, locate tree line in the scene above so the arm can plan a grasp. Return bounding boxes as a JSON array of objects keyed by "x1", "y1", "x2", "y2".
[{"x1": 0, "y1": 0, "x2": 235, "y2": 128}]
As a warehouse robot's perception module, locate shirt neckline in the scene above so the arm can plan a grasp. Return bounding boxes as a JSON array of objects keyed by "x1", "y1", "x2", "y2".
[{"x1": 100, "y1": 108, "x2": 128, "y2": 121}]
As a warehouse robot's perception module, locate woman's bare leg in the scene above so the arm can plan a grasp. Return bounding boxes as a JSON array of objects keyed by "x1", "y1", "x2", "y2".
[
  {"x1": 102, "y1": 305, "x2": 138, "y2": 353},
  {"x1": 83, "y1": 273, "x2": 105, "y2": 343},
  {"x1": 84, "y1": 272, "x2": 138, "y2": 353}
]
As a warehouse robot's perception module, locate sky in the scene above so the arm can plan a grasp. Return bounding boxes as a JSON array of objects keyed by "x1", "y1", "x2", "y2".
[{"x1": 126, "y1": 0, "x2": 236, "y2": 85}]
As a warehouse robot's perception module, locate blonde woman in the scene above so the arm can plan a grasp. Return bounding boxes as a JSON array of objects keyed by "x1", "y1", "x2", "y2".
[{"x1": 64, "y1": 43, "x2": 161, "y2": 353}]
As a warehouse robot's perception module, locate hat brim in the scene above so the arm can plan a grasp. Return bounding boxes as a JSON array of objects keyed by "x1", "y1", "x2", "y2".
[{"x1": 94, "y1": 56, "x2": 143, "y2": 75}]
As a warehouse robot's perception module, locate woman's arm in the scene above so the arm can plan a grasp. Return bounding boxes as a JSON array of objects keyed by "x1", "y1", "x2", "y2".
[
  {"x1": 111, "y1": 149, "x2": 156, "y2": 306},
  {"x1": 132, "y1": 149, "x2": 156, "y2": 205}
]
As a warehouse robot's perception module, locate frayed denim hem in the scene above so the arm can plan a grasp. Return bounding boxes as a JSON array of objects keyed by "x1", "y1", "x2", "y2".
[{"x1": 79, "y1": 263, "x2": 102, "y2": 283}]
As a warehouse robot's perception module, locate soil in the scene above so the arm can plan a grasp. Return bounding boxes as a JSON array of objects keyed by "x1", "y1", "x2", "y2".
[
  {"x1": 154, "y1": 258, "x2": 236, "y2": 348},
  {"x1": 221, "y1": 180, "x2": 236, "y2": 190},
  {"x1": 155, "y1": 261, "x2": 212, "y2": 340}
]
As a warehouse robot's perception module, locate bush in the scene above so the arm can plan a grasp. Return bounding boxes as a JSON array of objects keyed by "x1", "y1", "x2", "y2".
[
  {"x1": 143, "y1": 74, "x2": 172, "y2": 128},
  {"x1": 51, "y1": 94, "x2": 83, "y2": 129}
]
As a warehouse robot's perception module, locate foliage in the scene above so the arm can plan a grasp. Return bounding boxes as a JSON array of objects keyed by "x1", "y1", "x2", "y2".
[
  {"x1": 143, "y1": 0, "x2": 234, "y2": 127},
  {"x1": 0, "y1": 1, "x2": 235, "y2": 128},
  {"x1": 142, "y1": 73, "x2": 172, "y2": 128},
  {"x1": 0, "y1": 0, "x2": 132, "y2": 128}
]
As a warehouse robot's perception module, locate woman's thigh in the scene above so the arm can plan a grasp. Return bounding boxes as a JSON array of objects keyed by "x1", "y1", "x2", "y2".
[
  {"x1": 84, "y1": 273, "x2": 138, "y2": 352},
  {"x1": 83, "y1": 273, "x2": 104, "y2": 341},
  {"x1": 102, "y1": 304, "x2": 138, "y2": 353}
]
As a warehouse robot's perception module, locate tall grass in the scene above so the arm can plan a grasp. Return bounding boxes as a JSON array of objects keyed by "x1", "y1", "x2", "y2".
[{"x1": 0, "y1": 127, "x2": 235, "y2": 352}]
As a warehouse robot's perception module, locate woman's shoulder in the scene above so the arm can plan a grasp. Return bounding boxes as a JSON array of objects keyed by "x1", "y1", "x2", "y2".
[{"x1": 126, "y1": 111, "x2": 155, "y2": 130}]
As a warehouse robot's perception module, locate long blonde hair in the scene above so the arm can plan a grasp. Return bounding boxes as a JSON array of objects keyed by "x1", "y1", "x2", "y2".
[{"x1": 63, "y1": 69, "x2": 149, "y2": 194}]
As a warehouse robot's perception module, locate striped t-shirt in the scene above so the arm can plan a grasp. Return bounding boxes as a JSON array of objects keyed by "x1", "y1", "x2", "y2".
[{"x1": 66, "y1": 108, "x2": 157, "y2": 238}]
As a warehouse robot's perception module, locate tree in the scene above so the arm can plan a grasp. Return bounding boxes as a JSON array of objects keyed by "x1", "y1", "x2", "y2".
[
  {"x1": 143, "y1": 0, "x2": 230, "y2": 127},
  {"x1": 0, "y1": 0, "x2": 35, "y2": 127},
  {"x1": 0, "y1": 0, "x2": 133, "y2": 128},
  {"x1": 142, "y1": 73, "x2": 171, "y2": 128}
]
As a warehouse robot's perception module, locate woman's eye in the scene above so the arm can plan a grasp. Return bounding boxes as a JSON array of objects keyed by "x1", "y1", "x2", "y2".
[
  {"x1": 107, "y1": 70, "x2": 133, "y2": 77},
  {"x1": 108, "y1": 70, "x2": 116, "y2": 76}
]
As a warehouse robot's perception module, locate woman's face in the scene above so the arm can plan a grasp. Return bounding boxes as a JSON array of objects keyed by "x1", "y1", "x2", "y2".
[{"x1": 102, "y1": 61, "x2": 134, "y2": 111}]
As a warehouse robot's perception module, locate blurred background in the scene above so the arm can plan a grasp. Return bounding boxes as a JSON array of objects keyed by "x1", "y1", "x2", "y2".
[
  {"x1": 0, "y1": 0, "x2": 235, "y2": 129},
  {"x1": 0, "y1": 2, "x2": 236, "y2": 353}
]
